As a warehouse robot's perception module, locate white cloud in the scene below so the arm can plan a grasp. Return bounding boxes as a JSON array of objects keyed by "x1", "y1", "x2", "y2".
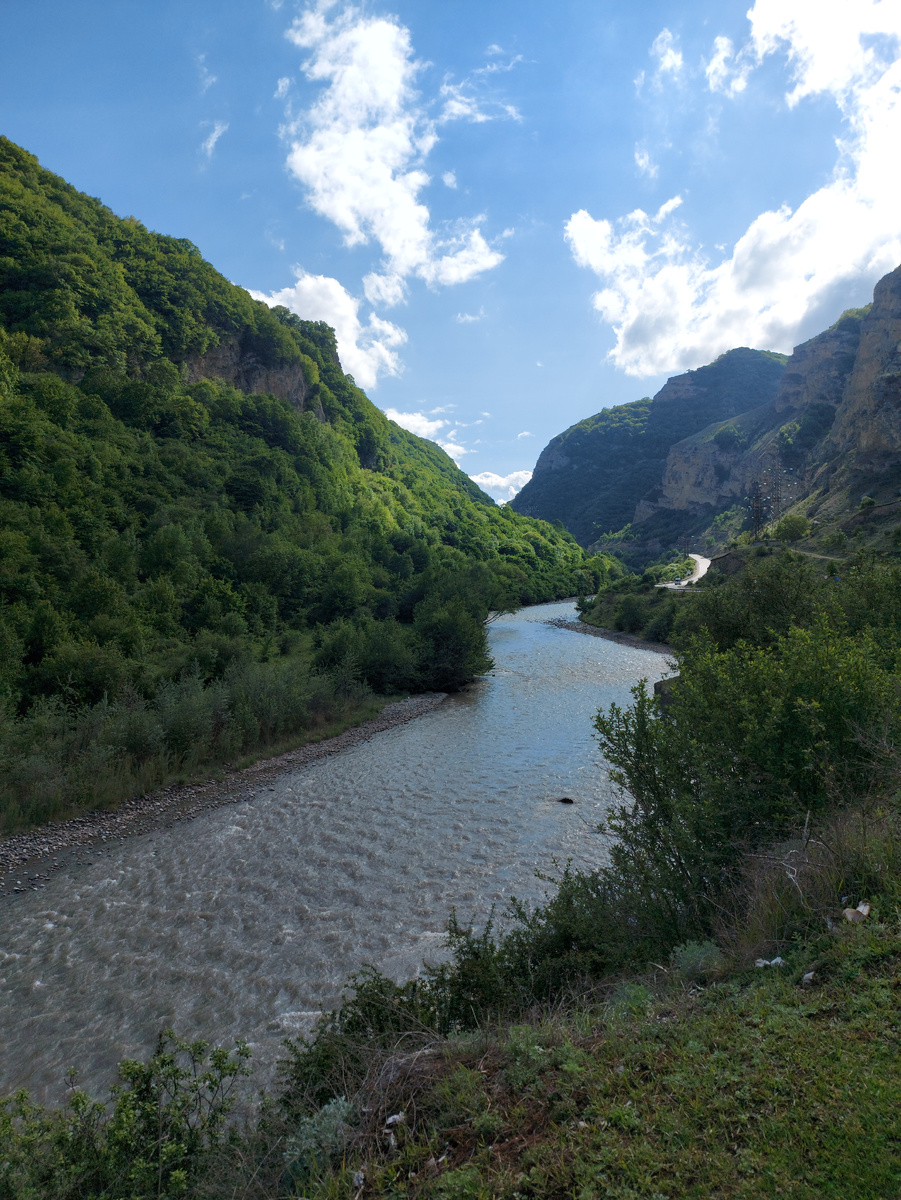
[
  {"x1": 275, "y1": 76, "x2": 291, "y2": 99},
  {"x1": 438, "y1": 438, "x2": 468, "y2": 464},
  {"x1": 251, "y1": 269, "x2": 406, "y2": 389},
  {"x1": 650, "y1": 29, "x2": 684, "y2": 79},
  {"x1": 442, "y1": 170, "x2": 458, "y2": 188},
  {"x1": 382, "y1": 408, "x2": 473, "y2": 464},
  {"x1": 517, "y1": 430, "x2": 534, "y2": 438},
  {"x1": 474, "y1": 53, "x2": 525, "y2": 77},
  {"x1": 439, "y1": 80, "x2": 521, "y2": 123},
  {"x1": 704, "y1": 36, "x2": 750, "y2": 97},
  {"x1": 469, "y1": 469, "x2": 533, "y2": 502},
  {"x1": 634, "y1": 147, "x2": 658, "y2": 178},
  {"x1": 200, "y1": 121, "x2": 229, "y2": 158},
  {"x1": 566, "y1": 0, "x2": 901, "y2": 376},
  {"x1": 282, "y1": 3, "x2": 506, "y2": 291},
  {"x1": 363, "y1": 271, "x2": 406, "y2": 307},
  {"x1": 455, "y1": 307, "x2": 485, "y2": 323},
  {"x1": 198, "y1": 54, "x2": 217, "y2": 94},
  {"x1": 384, "y1": 408, "x2": 447, "y2": 438}
]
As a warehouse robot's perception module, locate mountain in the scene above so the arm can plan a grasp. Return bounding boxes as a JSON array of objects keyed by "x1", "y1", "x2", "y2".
[
  {"x1": 509, "y1": 348, "x2": 787, "y2": 545},
  {"x1": 636, "y1": 265, "x2": 901, "y2": 545},
  {"x1": 0, "y1": 137, "x2": 605, "y2": 830},
  {"x1": 515, "y1": 261, "x2": 901, "y2": 560}
]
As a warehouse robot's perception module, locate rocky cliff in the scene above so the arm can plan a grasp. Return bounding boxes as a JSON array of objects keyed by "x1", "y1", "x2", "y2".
[
  {"x1": 510, "y1": 348, "x2": 786, "y2": 545},
  {"x1": 516, "y1": 261, "x2": 901, "y2": 559},
  {"x1": 638, "y1": 264, "x2": 901, "y2": 536}
]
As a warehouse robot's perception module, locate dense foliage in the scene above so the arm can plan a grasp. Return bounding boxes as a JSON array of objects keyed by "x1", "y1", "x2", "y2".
[{"x1": 0, "y1": 137, "x2": 607, "y2": 831}]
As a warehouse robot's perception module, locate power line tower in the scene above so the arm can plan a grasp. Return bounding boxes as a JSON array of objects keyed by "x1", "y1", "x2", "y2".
[
  {"x1": 747, "y1": 479, "x2": 768, "y2": 540},
  {"x1": 764, "y1": 464, "x2": 796, "y2": 524}
]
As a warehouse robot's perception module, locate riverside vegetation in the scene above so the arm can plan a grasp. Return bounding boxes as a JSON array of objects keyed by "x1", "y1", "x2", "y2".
[
  {"x1": 2, "y1": 139, "x2": 899, "y2": 1195},
  {"x1": 0, "y1": 138, "x2": 611, "y2": 835},
  {"x1": 2, "y1": 553, "x2": 900, "y2": 1197}
]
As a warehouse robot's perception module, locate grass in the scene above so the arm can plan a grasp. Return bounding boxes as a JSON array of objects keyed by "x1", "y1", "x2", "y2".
[{"x1": 295, "y1": 920, "x2": 901, "y2": 1200}]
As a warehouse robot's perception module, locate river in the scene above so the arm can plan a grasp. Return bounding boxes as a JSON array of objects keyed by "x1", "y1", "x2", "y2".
[{"x1": 0, "y1": 602, "x2": 670, "y2": 1103}]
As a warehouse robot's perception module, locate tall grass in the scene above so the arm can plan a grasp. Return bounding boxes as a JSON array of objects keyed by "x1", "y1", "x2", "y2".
[{"x1": 0, "y1": 656, "x2": 371, "y2": 834}]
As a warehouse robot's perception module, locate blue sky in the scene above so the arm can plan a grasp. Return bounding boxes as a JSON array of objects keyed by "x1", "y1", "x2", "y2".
[{"x1": 2, "y1": 1, "x2": 900, "y2": 500}]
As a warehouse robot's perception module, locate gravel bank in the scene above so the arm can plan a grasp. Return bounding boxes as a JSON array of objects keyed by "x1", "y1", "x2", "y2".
[
  {"x1": 545, "y1": 617, "x2": 673, "y2": 657},
  {"x1": 0, "y1": 693, "x2": 447, "y2": 893}
]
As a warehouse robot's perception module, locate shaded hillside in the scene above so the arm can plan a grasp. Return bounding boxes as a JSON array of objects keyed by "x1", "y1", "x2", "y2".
[
  {"x1": 510, "y1": 348, "x2": 787, "y2": 545},
  {"x1": 0, "y1": 138, "x2": 605, "y2": 831},
  {"x1": 632, "y1": 264, "x2": 901, "y2": 555}
]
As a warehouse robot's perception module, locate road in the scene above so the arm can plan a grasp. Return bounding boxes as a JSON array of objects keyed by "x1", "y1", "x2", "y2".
[{"x1": 656, "y1": 553, "x2": 711, "y2": 590}]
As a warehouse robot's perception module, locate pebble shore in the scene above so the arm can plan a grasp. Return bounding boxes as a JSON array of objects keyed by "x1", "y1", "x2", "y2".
[
  {"x1": 0, "y1": 693, "x2": 447, "y2": 895},
  {"x1": 545, "y1": 616, "x2": 672, "y2": 657}
]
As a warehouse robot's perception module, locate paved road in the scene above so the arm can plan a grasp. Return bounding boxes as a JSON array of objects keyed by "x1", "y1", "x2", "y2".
[{"x1": 656, "y1": 552, "x2": 711, "y2": 590}]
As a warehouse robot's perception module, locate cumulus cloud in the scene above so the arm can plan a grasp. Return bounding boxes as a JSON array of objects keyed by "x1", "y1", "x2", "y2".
[
  {"x1": 567, "y1": 0, "x2": 901, "y2": 376},
  {"x1": 442, "y1": 170, "x2": 458, "y2": 188},
  {"x1": 382, "y1": 407, "x2": 473, "y2": 464},
  {"x1": 469, "y1": 469, "x2": 533, "y2": 503},
  {"x1": 455, "y1": 307, "x2": 484, "y2": 323},
  {"x1": 275, "y1": 76, "x2": 291, "y2": 99},
  {"x1": 384, "y1": 408, "x2": 447, "y2": 438},
  {"x1": 200, "y1": 121, "x2": 229, "y2": 158},
  {"x1": 281, "y1": 3, "x2": 507, "y2": 290},
  {"x1": 251, "y1": 270, "x2": 406, "y2": 389}
]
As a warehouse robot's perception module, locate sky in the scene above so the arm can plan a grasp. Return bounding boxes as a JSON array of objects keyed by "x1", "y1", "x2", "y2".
[{"x1": 2, "y1": 0, "x2": 900, "y2": 501}]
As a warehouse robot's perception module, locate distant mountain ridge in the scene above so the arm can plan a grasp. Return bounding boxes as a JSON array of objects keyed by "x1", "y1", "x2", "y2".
[
  {"x1": 513, "y1": 261, "x2": 901, "y2": 556},
  {"x1": 510, "y1": 348, "x2": 788, "y2": 544}
]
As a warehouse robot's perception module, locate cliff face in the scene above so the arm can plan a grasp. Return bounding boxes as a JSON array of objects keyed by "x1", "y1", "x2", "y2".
[
  {"x1": 184, "y1": 335, "x2": 316, "y2": 413},
  {"x1": 510, "y1": 348, "x2": 786, "y2": 545},
  {"x1": 642, "y1": 266, "x2": 901, "y2": 530},
  {"x1": 820, "y1": 265, "x2": 901, "y2": 473},
  {"x1": 639, "y1": 316, "x2": 864, "y2": 519},
  {"x1": 515, "y1": 261, "x2": 901, "y2": 558}
]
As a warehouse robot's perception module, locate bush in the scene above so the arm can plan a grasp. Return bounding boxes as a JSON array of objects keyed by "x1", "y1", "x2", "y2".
[{"x1": 772, "y1": 513, "x2": 810, "y2": 542}]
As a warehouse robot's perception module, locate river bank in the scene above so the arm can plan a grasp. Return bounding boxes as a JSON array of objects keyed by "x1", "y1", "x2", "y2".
[
  {"x1": 0, "y1": 693, "x2": 447, "y2": 892},
  {"x1": 544, "y1": 615, "x2": 673, "y2": 656}
]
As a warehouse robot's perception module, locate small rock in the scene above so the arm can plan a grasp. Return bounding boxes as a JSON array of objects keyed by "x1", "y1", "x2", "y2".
[
  {"x1": 801, "y1": 971, "x2": 816, "y2": 986},
  {"x1": 558, "y1": 797, "x2": 575, "y2": 805},
  {"x1": 385, "y1": 1112, "x2": 405, "y2": 1126}
]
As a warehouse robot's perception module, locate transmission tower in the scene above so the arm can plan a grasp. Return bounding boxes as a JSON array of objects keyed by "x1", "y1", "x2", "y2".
[{"x1": 747, "y1": 479, "x2": 768, "y2": 540}]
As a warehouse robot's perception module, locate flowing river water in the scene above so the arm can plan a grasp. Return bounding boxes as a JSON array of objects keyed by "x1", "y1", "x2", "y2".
[{"x1": 0, "y1": 602, "x2": 669, "y2": 1103}]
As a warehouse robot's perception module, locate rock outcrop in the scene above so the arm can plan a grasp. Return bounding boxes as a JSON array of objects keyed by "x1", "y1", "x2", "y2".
[
  {"x1": 184, "y1": 334, "x2": 315, "y2": 412},
  {"x1": 514, "y1": 260, "x2": 901, "y2": 556},
  {"x1": 510, "y1": 348, "x2": 786, "y2": 545}
]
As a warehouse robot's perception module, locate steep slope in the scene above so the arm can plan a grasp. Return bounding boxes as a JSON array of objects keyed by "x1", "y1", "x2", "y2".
[
  {"x1": 510, "y1": 348, "x2": 786, "y2": 545},
  {"x1": 635, "y1": 313, "x2": 863, "y2": 522},
  {"x1": 0, "y1": 138, "x2": 602, "y2": 830},
  {"x1": 636, "y1": 264, "x2": 901, "y2": 543}
]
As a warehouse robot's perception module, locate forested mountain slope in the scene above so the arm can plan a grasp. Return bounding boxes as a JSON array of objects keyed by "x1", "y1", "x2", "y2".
[
  {"x1": 0, "y1": 138, "x2": 604, "y2": 831},
  {"x1": 510, "y1": 348, "x2": 787, "y2": 544}
]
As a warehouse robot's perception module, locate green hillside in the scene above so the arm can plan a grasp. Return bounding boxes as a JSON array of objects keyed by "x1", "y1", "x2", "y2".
[{"x1": 0, "y1": 138, "x2": 606, "y2": 831}]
